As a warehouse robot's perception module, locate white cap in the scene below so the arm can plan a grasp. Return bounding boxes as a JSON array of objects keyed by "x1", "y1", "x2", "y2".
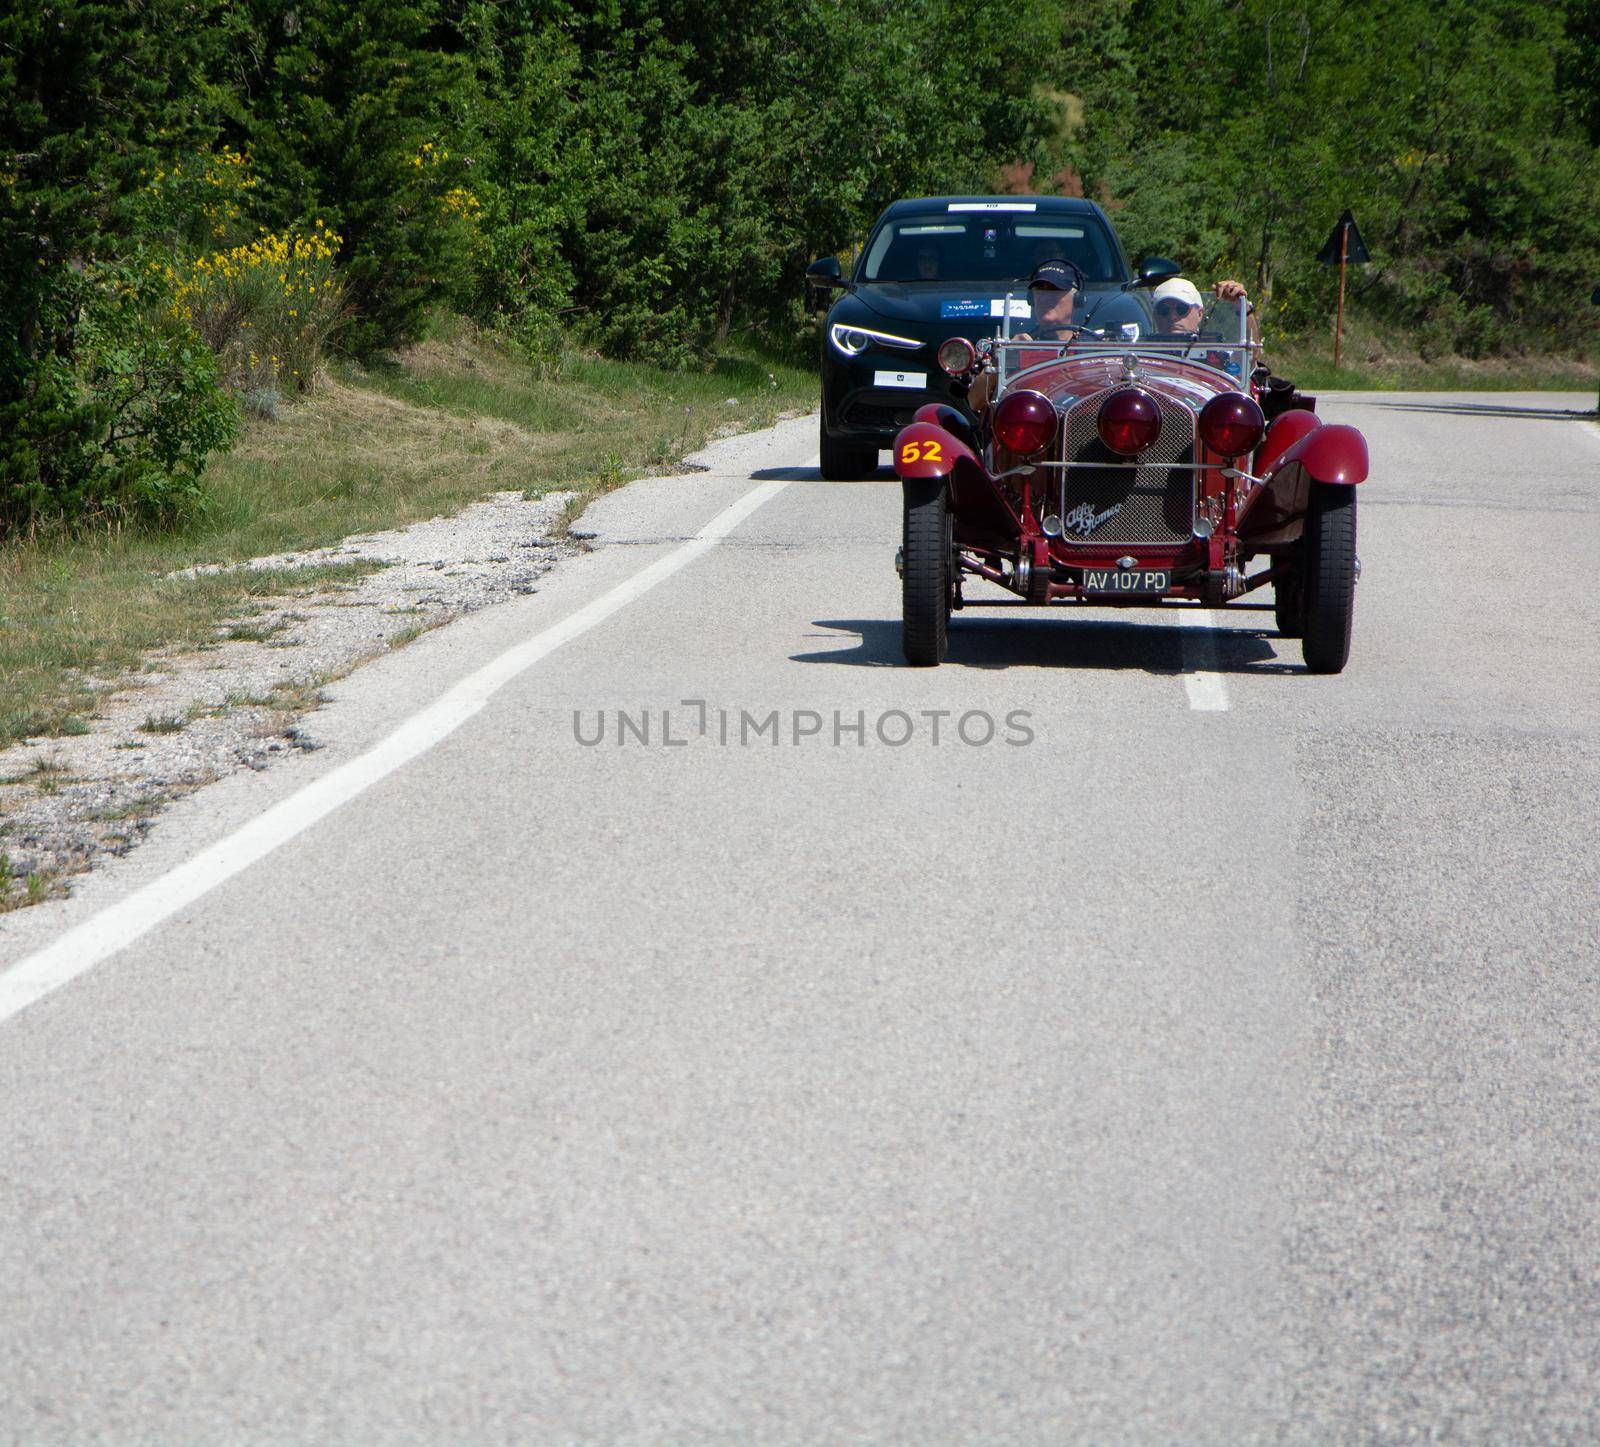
[{"x1": 1151, "y1": 277, "x2": 1203, "y2": 309}]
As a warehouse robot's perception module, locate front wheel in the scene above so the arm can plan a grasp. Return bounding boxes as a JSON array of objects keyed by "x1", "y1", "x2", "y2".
[
  {"x1": 1300, "y1": 482, "x2": 1357, "y2": 673},
  {"x1": 819, "y1": 418, "x2": 879, "y2": 480},
  {"x1": 902, "y1": 479, "x2": 951, "y2": 665}
]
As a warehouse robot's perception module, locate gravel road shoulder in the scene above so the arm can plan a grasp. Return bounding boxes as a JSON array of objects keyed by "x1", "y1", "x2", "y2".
[{"x1": 0, "y1": 489, "x2": 579, "y2": 910}]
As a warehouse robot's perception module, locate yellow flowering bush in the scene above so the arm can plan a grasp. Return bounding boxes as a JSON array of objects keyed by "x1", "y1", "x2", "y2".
[
  {"x1": 137, "y1": 149, "x2": 345, "y2": 400},
  {"x1": 171, "y1": 220, "x2": 344, "y2": 396},
  {"x1": 441, "y1": 186, "x2": 482, "y2": 221}
]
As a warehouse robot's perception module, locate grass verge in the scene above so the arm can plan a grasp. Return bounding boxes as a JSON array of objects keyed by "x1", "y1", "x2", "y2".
[
  {"x1": 1268, "y1": 318, "x2": 1599, "y2": 394},
  {"x1": 0, "y1": 317, "x2": 815, "y2": 750},
  {"x1": 0, "y1": 560, "x2": 377, "y2": 749}
]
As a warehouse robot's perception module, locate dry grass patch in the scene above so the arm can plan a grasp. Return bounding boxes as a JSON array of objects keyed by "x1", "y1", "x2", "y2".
[
  {"x1": 0, "y1": 558, "x2": 374, "y2": 750},
  {"x1": 1, "y1": 315, "x2": 814, "y2": 752}
]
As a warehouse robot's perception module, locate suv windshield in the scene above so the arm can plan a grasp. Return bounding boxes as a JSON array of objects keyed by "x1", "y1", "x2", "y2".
[{"x1": 860, "y1": 209, "x2": 1125, "y2": 286}]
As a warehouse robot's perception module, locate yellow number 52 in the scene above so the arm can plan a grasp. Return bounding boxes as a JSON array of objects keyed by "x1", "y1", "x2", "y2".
[{"x1": 900, "y1": 439, "x2": 943, "y2": 465}]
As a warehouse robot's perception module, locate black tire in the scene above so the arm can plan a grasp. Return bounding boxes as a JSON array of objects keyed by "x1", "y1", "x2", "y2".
[
  {"x1": 1301, "y1": 482, "x2": 1357, "y2": 673},
  {"x1": 819, "y1": 418, "x2": 879, "y2": 480},
  {"x1": 902, "y1": 479, "x2": 950, "y2": 665},
  {"x1": 1273, "y1": 569, "x2": 1303, "y2": 638}
]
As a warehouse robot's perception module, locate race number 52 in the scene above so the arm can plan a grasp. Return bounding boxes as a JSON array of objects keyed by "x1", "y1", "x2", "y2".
[{"x1": 900, "y1": 440, "x2": 943, "y2": 465}]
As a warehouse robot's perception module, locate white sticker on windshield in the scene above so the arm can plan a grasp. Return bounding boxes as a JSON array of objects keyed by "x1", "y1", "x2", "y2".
[
  {"x1": 874, "y1": 370, "x2": 927, "y2": 390},
  {"x1": 948, "y1": 202, "x2": 1037, "y2": 212},
  {"x1": 989, "y1": 299, "x2": 1031, "y2": 318}
]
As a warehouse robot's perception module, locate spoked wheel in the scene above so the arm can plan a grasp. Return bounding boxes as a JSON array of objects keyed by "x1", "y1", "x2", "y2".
[
  {"x1": 1300, "y1": 481, "x2": 1357, "y2": 673},
  {"x1": 901, "y1": 478, "x2": 951, "y2": 665},
  {"x1": 819, "y1": 417, "x2": 879, "y2": 480},
  {"x1": 1273, "y1": 569, "x2": 1303, "y2": 639}
]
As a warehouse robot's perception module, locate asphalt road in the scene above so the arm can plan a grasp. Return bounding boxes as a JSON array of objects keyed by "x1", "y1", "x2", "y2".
[{"x1": 2, "y1": 393, "x2": 1598, "y2": 1442}]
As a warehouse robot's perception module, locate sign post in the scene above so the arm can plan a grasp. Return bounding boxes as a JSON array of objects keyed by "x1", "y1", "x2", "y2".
[
  {"x1": 1334, "y1": 224, "x2": 1349, "y2": 369},
  {"x1": 1592, "y1": 288, "x2": 1600, "y2": 413},
  {"x1": 1317, "y1": 211, "x2": 1370, "y2": 371}
]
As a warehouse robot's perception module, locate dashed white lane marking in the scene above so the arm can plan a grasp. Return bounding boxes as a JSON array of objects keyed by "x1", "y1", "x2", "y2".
[
  {"x1": 1174, "y1": 608, "x2": 1231, "y2": 711},
  {"x1": 0, "y1": 475, "x2": 798, "y2": 1027}
]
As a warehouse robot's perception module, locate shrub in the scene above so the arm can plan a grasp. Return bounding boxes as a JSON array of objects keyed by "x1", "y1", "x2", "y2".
[
  {"x1": 0, "y1": 261, "x2": 238, "y2": 535},
  {"x1": 234, "y1": 1, "x2": 478, "y2": 358},
  {"x1": 172, "y1": 221, "x2": 344, "y2": 394},
  {"x1": 139, "y1": 147, "x2": 260, "y2": 251}
]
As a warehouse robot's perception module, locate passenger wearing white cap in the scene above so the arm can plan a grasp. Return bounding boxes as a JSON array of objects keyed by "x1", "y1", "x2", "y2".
[
  {"x1": 1151, "y1": 277, "x2": 1205, "y2": 334},
  {"x1": 1151, "y1": 276, "x2": 1256, "y2": 339}
]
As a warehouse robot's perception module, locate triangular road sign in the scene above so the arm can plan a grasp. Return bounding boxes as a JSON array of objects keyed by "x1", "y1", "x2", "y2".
[{"x1": 1318, "y1": 210, "x2": 1370, "y2": 266}]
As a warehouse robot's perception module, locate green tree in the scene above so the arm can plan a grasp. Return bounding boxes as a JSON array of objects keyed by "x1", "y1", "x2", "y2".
[
  {"x1": 231, "y1": 0, "x2": 477, "y2": 355},
  {"x1": 0, "y1": 0, "x2": 237, "y2": 533}
]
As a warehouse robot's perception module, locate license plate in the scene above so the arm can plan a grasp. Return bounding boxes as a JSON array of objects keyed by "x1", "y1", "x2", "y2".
[{"x1": 1081, "y1": 568, "x2": 1170, "y2": 594}]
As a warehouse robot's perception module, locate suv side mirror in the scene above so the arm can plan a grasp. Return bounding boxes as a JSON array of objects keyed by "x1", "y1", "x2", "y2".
[
  {"x1": 1591, "y1": 286, "x2": 1600, "y2": 305},
  {"x1": 1132, "y1": 256, "x2": 1183, "y2": 288},
  {"x1": 807, "y1": 256, "x2": 848, "y2": 289}
]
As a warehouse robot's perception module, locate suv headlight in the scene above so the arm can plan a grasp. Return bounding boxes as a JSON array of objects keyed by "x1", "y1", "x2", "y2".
[{"x1": 829, "y1": 323, "x2": 923, "y2": 357}]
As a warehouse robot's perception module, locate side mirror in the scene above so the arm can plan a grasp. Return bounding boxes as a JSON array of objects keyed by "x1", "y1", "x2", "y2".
[
  {"x1": 806, "y1": 256, "x2": 848, "y2": 293},
  {"x1": 1131, "y1": 256, "x2": 1183, "y2": 288},
  {"x1": 1591, "y1": 286, "x2": 1600, "y2": 305}
]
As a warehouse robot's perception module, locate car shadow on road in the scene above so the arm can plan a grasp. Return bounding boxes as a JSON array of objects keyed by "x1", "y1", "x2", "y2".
[
  {"x1": 793, "y1": 615, "x2": 1302, "y2": 675},
  {"x1": 750, "y1": 465, "x2": 891, "y2": 482},
  {"x1": 750, "y1": 464, "x2": 823, "y2": 481},
  {"x1": 1344, "y1": 399, "x2": 1596, "y2": 422}
]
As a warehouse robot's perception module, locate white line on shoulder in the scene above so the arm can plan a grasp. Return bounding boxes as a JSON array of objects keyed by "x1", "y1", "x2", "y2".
[
  {"x1": 0, "y1": 474, "x2": 798, "y2": 1027},
  {"x1": 1173, "y1": 608, "x2": 1231, "y2": 711}
]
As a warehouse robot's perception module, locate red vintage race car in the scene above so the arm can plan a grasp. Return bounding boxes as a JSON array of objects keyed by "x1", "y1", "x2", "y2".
[{"x1": 892, "y1": 292, "x2": 1367, "y2": 672}]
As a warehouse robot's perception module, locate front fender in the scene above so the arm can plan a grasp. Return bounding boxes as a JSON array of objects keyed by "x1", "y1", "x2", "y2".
[
  {"x1": 1264, "y1": 422, "x2": 1368, "y2": 487},
  {"x1": 1240, "y1": 420, "x2": 1369, "y2": 545},
  {"x1": 1254, "y1": 408, "x2": 1321, "y2": 477},
  {"x1": 910, "y1": 402, "x2": 978, "y2": 452},
  {"x1": 892, "y1": 421, "x2": 983, "y2": 487},
  {"x1": 892, "y1": 419, "x2": 1012, "y2": 538}
]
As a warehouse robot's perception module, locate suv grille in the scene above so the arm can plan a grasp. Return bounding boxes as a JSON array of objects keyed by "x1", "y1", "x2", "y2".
[
  {"x1": 1058, "y1": 388, "x2": 1196, "y2": 544},
  {"x1": 838, "y1": 390, "x2": 933, "y2": 431}
]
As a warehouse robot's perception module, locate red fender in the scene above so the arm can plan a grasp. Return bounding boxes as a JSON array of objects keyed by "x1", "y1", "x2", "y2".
[
  {"x1": 1254, "y1": 408, "x2": 1321, "y2": 477},
  {"x1": 910, "y1": 402, "x2": 963, "y2": 429},
  {"x1": 892, "y1": 421, "x2": 983, "y2": 485},
  {"x1": 1263, "y1": 422, "x2": 1368, "y2": 486},
  {"x1": 1240, "y1": 419, "x2": 1369, "y2": 544}
]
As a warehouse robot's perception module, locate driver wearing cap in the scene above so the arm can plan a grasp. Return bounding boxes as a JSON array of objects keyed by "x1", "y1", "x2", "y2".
[
  {"x1": 967, "y1": 258, "x2": 1084, "y2": 411},
  {"x1": 1018, "y1": 258, "x2": 1084, "y2": 341}
]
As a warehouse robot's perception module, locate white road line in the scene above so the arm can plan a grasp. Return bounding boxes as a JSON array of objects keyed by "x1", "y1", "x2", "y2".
[
  {"x1": 1173, "y1": 608, "x2": 1231, "y2": 711},
  {"x1": 0, "y1": 476, "x2": 797, "y2": 1027}
]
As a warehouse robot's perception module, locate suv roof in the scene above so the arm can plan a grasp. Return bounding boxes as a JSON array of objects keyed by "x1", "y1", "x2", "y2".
[{"x1": 879, "y1": 195, "x2": 1104, "y2": 219}]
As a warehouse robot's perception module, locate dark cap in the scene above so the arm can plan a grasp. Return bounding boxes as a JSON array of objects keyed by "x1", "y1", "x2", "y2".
[{"x1": 1028, "y1": 259, "x2": 1084, "y2": 292}]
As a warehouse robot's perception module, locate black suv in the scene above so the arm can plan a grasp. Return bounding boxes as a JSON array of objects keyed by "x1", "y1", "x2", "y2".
[{"x1": 809, "y1": 196, "x2": 1151, "y2": 479}]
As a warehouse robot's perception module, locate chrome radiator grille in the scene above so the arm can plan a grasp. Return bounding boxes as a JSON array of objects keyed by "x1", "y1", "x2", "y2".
[{"x1": 1058, "y1": 389, "x2": 1196, "y2": 544}]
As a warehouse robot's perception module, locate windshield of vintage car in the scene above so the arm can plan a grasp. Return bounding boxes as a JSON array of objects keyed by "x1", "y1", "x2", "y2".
[
  {"x1": 1135, "y1": 294, "x2": 1250, "y2": 346},
  {"x1": 994, "y1": 294, "x2": 1256, "y2": 389},
  {"x1": 859, "y1": 212, "x2": 1126, "y2": 285}
]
